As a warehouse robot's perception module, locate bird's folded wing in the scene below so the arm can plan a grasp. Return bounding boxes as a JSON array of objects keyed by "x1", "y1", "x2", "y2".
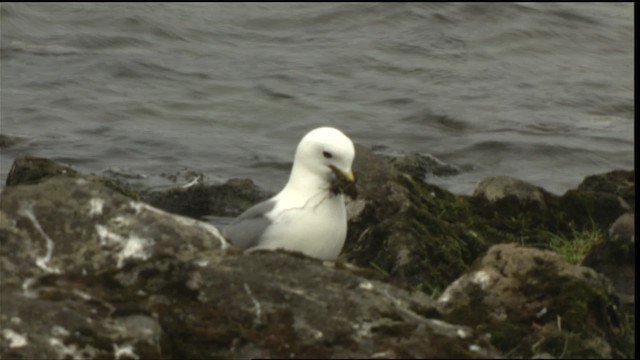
[{"x1": 222, "y1": 199, "x2": 276, "y2": 249}]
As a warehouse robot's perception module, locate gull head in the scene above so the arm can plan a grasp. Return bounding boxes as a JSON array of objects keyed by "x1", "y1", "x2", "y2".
[{"x1": 289, "y1": 127, "x2": 355, "y2": 192}]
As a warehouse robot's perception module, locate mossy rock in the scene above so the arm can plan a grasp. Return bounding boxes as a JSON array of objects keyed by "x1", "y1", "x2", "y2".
[
  {"x1": 5, "y1": 156, "x2": 79, "y2": 187},
  {"x1": 346, "y1": 146, "x2": 634, "y2": 298},
  {"x1": 437, "y1": 244, "x2": 633, "y2": 358}
]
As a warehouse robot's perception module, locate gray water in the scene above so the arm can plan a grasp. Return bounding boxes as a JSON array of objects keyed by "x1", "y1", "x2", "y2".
[{"x1": 0, "y1": 3, "x2": 634, "y2": 195}]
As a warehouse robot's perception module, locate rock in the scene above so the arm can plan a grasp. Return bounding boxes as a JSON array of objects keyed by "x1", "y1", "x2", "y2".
[
  {"x1": 4, "y1": 156, "x2": 272, "y2": 220},
  {"x1": 468, "y1": 170, "x2": 633, "y2": 249},
  {"x1": 608, "y1": 212, "x2": 635, "y2": 243},
  {"x1": 4, "y1": 155, "x2": 143, "y2": 201},
  {"x1": 577, "y1": 170, "x2": 635, "y2": 212},
  {"x1": 0, "y1": 134, "x2": 24, "y2": 148},
  {"x1": 559, "y1": 170, "x2": 634, "y2": 232},
  {"x1": 391, "y1": 152, "x2": 462, "y2": 179},
  {"x1": 344, "y1": 144, "x2": 487, "y2": 294},
  {"x1": 0, "y1": 176, "x2": 228, "y2": 283},
  {"x1": 346, "y1": 146, "x2": 634, "y2": 299},
  {"x1": 471, "y1": 175, "x2": 548, "y2": 209},
  {"x1": 0, "y1": 176, "x2": 227, "y2": 359},
  {"x1": 582, "y1": 213, "x2": 635, "y2": 307},
  {"x1": 140, "y1": 178, "x2": 271, "y2": 219},
  {"x1": 1, "y1": 156, "x2": 635, "y2": 358},
  {"x1": 4, "y1": 154, "x2": 633, "y2": 268},
  {"x1": 0, "y1": 175, "x2": 499, "y2": 359},
  {"x1": 437, "y1": 243, "x2": 631, "y2": 358},
  {"x1": 5, "y1": 156, "x2": 79, "y2": 187}
]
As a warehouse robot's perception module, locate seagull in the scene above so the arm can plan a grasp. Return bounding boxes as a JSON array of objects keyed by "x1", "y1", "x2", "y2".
[{"x1": 223, "y1": 127, "x2": 356, "y2": 260}]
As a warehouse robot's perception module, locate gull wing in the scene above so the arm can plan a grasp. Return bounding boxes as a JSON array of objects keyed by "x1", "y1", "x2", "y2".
[{"x1": 222, "y1": 199, "x2": 276, "y2": 250}]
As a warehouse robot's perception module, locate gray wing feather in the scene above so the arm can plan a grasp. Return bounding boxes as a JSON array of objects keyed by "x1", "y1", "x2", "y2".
[{"x1": 223, "y1": 199, "x2": 276, "y2": 249}]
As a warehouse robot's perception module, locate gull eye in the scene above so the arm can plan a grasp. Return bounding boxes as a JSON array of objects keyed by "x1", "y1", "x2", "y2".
[{"x1": 322, "y1": 151, "x2": 333, "y2": 159}]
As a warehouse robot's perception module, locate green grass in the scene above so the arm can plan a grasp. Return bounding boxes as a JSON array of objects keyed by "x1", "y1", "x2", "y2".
[
  {"x1": 545, "y1": 224, "x2": 604, "y2": 265},
  {"x1": 369, "y1": 261, "x2": 390, "y2": 276}
]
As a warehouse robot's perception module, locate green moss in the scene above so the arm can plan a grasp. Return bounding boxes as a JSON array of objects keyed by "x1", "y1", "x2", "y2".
[{"x1": 395, "y1": 176, "x2": 486, "y2": 290}]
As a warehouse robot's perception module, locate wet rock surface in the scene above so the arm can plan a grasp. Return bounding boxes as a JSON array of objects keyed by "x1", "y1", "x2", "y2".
[{"x1": 0, "y1": 153, "x2": 635, "y2": 358}]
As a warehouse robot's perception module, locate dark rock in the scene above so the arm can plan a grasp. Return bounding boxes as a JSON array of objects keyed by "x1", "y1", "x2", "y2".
[
  {"x1": 345, "y1": 145, "x2": 634, "y2": 299},
  {"x1": 468, "y1": 170, "x2": 633, "y2": 248},
  {"x1": 4, "y1": 155, "x2": 142, "y2": 201},
  {"x1": 392, "y1": 152, "x2": 462, "y2": 178},
  {"x1": 0, "y1": 176, "x2": 500, "y2": 359},
  {"x1": 0, "y1": 134, "x2": 24, "y2": 148},
  {"x1": 5, "y1": 155, "x2": 271, "y2": 220},
  {"x1": 559, "y1": 191, "x2": 630, "y2": 234},
  {"x1": 577, "y1": 170, "x2": 635, "y2": 212},
  {"x1": 582, "y1": 213, "x2": 635, "y2": 307},
  {"x1": 344, "y1": 144, "x2": 487, "y2": 294},
  {"x1": 140, "y1": 178, "x2": 271, "y2": 219},
  {"x1": 554, "y1": 169, "x2": 635, "y2": 233},
  {"x1": 5, "y1": 156, "x2": 79, "y2": 187},
  {"x1": 437, "y1": 243, "x2": 631, "y2": 358}
]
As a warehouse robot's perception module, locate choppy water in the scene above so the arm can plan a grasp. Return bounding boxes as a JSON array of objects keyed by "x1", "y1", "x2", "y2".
[{"x1": 0, "y1": 3, "x2": 634, "y2": 195}]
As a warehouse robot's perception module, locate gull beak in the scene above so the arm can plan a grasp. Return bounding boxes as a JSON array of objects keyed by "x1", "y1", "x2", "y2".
[
  {"x1": 329, "y1": 166, "x2": 357, "y2": 199},
  {"x1": 343, "y1": 170, "x2": 355, "y2": 183},
  {"x1": 329, "y1": 166, "x2": 355, "y2": 183}
]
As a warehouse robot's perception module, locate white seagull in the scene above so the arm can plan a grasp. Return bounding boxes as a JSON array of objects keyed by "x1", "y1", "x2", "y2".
[{"x1": 223, "y1": 127, "x2": 356, "y2": 260}]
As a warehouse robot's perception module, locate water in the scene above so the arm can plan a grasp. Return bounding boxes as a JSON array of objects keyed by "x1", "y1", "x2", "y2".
[{"x1": 0, "y1": 3, "x2": 634, "y2": 195}]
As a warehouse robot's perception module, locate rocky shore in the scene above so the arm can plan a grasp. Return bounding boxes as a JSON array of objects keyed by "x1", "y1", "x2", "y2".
[{"x1": 0, "y1": 148, "x2": 634, "y2": 358}]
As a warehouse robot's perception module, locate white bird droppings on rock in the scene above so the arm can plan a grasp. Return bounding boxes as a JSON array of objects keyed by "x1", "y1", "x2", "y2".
[
  {"x1": 3, "y1": 329, "x2": 27, "y2": 348},
  {"x1": 114, "y1": 344, "x2": 139, "y2": 360},
  {"x1": 359, "y1": 281, "x2": 374, "y2": 290},
  {"x1": 95, "y1": 225, "x2": 155, "y2": 268},
  {"x1": 88, "y1": 198, "x2": 105, "y2": 217},
  {"x1": 471, "y1": 270, "x2": 492, "y2": 290},
  {"x1": 18, "y1": 201, "x2": 61, "y2": 274}
]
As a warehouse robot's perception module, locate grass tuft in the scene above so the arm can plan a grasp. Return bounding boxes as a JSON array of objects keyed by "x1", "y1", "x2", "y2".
[{"x1": 545, "y1": 224, "x2": 604, "y2": 265}]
